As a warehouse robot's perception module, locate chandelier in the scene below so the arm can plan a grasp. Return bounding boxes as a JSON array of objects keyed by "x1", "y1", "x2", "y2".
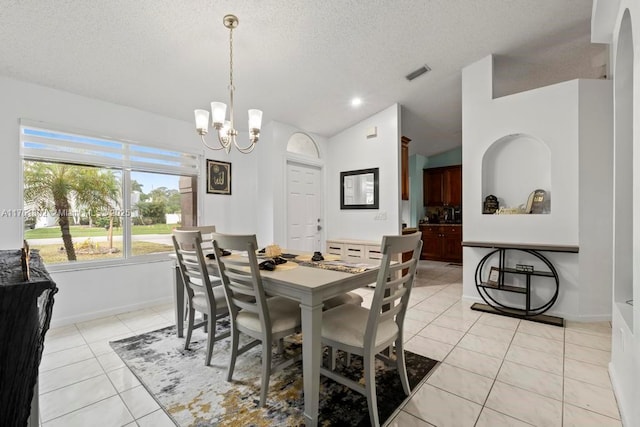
[{"x1": 194, "y1": 14, "x2": 262, "y2": 154}]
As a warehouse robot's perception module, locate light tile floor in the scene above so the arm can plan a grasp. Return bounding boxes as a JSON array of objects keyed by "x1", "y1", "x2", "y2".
[{"x1": 38, "y1": 261, "x2": 622, "y2": 426}]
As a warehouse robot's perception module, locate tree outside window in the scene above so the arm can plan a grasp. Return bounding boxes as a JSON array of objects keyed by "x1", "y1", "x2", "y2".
[{"x1": 23, "y1": 162, "x2": 195, "y2": 264}]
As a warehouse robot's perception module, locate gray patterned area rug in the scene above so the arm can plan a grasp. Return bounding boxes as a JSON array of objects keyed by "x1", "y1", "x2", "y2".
[{"x1": 110, "y1": 320, "x2": 438, "y2": 426}]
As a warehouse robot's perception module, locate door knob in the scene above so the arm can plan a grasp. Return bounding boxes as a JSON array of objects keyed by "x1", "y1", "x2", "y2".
[{"x1": 317, "y1": 225, "x2": 322, "y2": 231}]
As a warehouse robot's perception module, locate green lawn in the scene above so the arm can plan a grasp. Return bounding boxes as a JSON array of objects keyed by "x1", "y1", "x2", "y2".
[
  {"x1": 25, "y1": 223, "x2": 176, "y2": 239},
  {"x1": 32, "y1": 241, "x2": 173, "y2": 264}
]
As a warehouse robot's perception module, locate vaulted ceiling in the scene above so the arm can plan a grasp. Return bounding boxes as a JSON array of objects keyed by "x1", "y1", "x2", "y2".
[{"x1": 0, "y1": 0, "x2": 605, "y2": 156}]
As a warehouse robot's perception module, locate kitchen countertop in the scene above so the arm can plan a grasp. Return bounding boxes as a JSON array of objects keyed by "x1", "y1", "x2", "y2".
[{"x1": 419, "y1": 223, "x2": 462, "y2": 226}]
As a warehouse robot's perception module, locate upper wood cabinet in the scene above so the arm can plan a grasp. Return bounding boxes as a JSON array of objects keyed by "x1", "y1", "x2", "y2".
[
  {"x1": 443, "y1": 165, "x2": 462, "y2": 206},
  {"x1": 424, "y1": 168, "x2": 444, "y2": 205},
  {"x1": 401, "y1": 136, "x2": 410, "y2": 200},
  {"x1": 423, "y1": 165, "x2": 462, "y2": 206}
]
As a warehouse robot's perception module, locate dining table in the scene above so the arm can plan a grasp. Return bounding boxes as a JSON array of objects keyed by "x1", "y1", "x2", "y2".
[{"x1": 171, "y1": 251, "x2": 381, "y2": 426}]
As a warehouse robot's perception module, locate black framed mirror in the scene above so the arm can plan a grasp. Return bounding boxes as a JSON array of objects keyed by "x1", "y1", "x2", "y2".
[{"x1": 340, "y1": 167, "x2": 379, "y2": 209}]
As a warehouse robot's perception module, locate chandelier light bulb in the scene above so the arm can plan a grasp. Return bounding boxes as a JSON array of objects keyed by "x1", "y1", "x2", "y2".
[
  {"x1": 211, "y1": 102, "x2": 227, "y2": 127},
  {"x1": 248, "y1": 109, "x2": 263, "y2": 131},
  {"x1": 194, "y1": 109, "x2": 210, "y2": 134}
]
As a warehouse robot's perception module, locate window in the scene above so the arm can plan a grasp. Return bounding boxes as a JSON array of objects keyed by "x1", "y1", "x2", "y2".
[{"x1": 20, "y1": 121, "x2": 199, "y2": 266}]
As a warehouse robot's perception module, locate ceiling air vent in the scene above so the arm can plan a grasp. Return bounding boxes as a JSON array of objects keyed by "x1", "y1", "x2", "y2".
[{"x1": 405, "y1": 65, "x2": 431, "y2": 81}]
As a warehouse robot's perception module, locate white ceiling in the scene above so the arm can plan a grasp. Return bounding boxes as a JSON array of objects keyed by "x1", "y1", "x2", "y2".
[{"x1": 0, "y1": 0, "x2": 605, "y2": 157}]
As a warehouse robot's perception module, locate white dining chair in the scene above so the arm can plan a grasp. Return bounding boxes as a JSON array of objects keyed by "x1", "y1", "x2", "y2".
[
  {"x1": 175, "y1": 225, "x2": 217, "y2": 253},
  {"x1": 211, "y1": 232, "x2": 302, "y2": 407},
  {"x1": 175, "y1": 226, "x2": 220, "y2": 321},
  {"x1": 172, "y1": 229, "x2": 229, "y2": 366},
  {"x1": 319, "y1": 231, "x2": 422, "y2": 426}
]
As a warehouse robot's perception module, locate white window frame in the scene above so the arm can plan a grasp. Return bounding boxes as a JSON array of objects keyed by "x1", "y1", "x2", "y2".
[{"x1": 19, "y1": 119, "x2": 201, "y2": 271}]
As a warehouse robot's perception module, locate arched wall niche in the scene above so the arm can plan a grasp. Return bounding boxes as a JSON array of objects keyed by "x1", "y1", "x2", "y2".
[
  {"x1": 481, "y1": 133, "x2": 551, "y2": 213},
  {"x1": 613, "y1": 8, "x2": 634, "y2": 330},
  {"x1": 286, "y1": 132, "x2": 320, "y2": 158}
]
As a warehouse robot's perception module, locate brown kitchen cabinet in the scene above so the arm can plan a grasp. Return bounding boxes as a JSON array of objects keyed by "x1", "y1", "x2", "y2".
[
  {"x1": 420, "y1": 226, "x2": 441, "y2": 259},
  {"x1": 442, "y1": 226, "x2": 463, "y2": 261},
  {"x1": 401, "y1": 136, "x2": 410, "y2": 200},
  {"x1": 423, "y1": 169, "x2": 443, "y2": 206},
  {"x1": 423, "y1": 165, "x2": 462, "y2": 206},
  {"x1": 443, "y1": 166, "x2": 462, "y2": 206},
  {"x1": 419, "y1": 225, "x2": 462, "y2": 263}
]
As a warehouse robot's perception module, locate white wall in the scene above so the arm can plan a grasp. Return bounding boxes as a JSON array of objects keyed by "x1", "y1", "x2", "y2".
[
  {"x1": 577, "y1": 79, "x2": 615, "y2": 321},
  {"x1": 200, "y1": 142, "x2": 259, "y2": 235},
  {"x1": 463, "y1": 56, "x2": 580, "y2": 245},
  {"x1": 326, "y1": 104, "x2": 402, "y2": 241},
  {"x1": 0, "y1": 76, "x2": 259, "y2": 326},
  {"x1": 461, "y1": 55, "x2": 613, "y2": 322},
  {"x1": 50, "y1": 260, "x2": 175, "y2": 323},
  {"x1": 593, "y1": 1, "x2": 640, "y2": 425}
]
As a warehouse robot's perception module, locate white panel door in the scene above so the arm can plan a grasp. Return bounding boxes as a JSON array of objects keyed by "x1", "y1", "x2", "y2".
[{"x1": 287, "y1": 162, "x2": 321, "y2": 252}]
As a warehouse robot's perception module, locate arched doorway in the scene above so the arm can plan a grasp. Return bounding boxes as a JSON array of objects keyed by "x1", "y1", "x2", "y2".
[{"x1": 285, "y1": 133, "x2": 323, "y2": 251}]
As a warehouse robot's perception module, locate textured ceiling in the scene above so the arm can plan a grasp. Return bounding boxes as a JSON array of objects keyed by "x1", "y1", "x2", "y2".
[{"x1": 0, "y1": 0, "x2": 605, "y2": 156}]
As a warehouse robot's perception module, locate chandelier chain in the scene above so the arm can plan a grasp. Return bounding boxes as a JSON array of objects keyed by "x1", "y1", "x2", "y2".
[
  {"x1": 229, "y1": 25, "x2": 235, "y2": 130},
  {"x1": 229, "y1": 26, "x2": 234, "y2": 89}
]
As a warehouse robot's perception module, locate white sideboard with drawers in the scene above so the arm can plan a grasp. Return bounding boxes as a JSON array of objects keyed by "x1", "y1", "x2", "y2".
[{"x1": 325, "y1": 239, "x2": 382, "y2": 260}]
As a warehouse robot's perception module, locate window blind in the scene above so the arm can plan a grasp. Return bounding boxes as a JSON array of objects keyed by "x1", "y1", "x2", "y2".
[{"x1": 19, "y1": 121, "x2": 199, "y2": 176}]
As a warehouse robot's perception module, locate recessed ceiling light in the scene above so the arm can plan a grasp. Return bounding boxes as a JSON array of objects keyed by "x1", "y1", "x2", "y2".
[{"x1": 351, "y1": 97, "x2": 362, "y2": 107}]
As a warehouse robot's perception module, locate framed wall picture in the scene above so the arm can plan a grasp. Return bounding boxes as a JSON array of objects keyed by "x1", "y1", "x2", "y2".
[{"x1": 206, "y1": 159, "x2": 231, "y2": 195}]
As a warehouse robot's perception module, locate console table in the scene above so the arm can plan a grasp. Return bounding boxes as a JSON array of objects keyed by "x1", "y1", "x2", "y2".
[
  {"x1": 0, "y1": 250, "x2": 57, "y2": 426},
  {"x1": 462, "y1": 241, "x2": 579, "y2": 326}
]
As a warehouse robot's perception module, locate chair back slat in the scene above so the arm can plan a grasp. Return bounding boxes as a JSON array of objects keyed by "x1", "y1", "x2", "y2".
[
  {"x1": 381, "y1": 287, "x2": 406, "y2": 307},
  {"x1": 387, "y1": 259, "x2": 413, "y2": 274},
  {"x1": 379, "y1": 304, "x2": 402, "y2": 322},
  {"x1": 211, "y1": 233, "x2": 272, "y2": 336},
  {"x1": 226, "y1": 274, "x2": 254, "y2": 287},
  {"x1": 172, "y1": 229, "x2": 217, "y2": 308},
  {"x1": 225, "y1": 270, "x2": 255, "y2": 284},
  {"x1": 365, "y1": 232, "x2": 423, "y2": 349}
]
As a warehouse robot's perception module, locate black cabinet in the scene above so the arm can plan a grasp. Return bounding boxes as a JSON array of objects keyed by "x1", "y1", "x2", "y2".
[{"x1": 0, "y1": 250, "x2": 57, "y2": 426}]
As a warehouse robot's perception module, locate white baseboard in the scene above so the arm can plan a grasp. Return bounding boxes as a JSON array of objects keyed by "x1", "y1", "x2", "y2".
[
  {"x1": 49, "y1": 296, "x2": 174, "y2": 328},
  {"x1": 561, "y1": 313, "x2": 612, "y2": 322}
]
